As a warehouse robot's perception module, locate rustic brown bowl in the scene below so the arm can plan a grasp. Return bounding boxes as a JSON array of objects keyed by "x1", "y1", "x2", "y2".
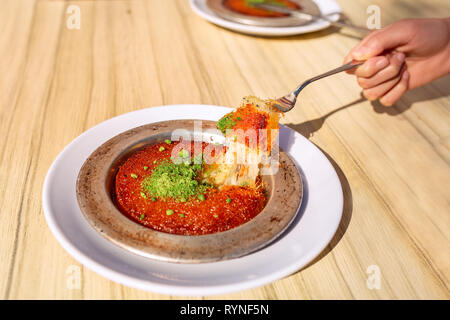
[{"x1": 76, "y1": 120, "x2": 302, "y2": 263}]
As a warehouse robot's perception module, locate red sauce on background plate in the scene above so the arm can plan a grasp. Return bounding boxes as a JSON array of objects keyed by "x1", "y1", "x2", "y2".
[{"x1": 223, "y1": 0, "x2": 300, "y2": 18}]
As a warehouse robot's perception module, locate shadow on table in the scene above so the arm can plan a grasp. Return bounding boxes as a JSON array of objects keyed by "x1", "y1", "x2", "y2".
[
  {"x1": 370, "y1": 77, "x2": 450, "y2": 116},
  {"x1": 280, "y1": 97, "x2": 363, "y2": 268},
  {"x1": 281, "y1": 80, "x2": 449, "y2": 271},
  {"x1": 286, "y1": 79, "x2": 450, "y2": 138},
  {"x1": 215, "y1": 12, "x2": 366, "y2": 41},
  {"x1": 275, "y1": 13, "x2": 368, "y2": 41},
  {"x1": 235, "y1": 25, "x2": 364, "y2": 41},
  {"x1": 300, "y1": 146, "x2": 352, "y2": 270},
  {"x1": 285, "y1": 96, "x2": 365, "y2": 138},
  {"x1": 279, "y1": 124, "x2": 354, "y2": 271}
]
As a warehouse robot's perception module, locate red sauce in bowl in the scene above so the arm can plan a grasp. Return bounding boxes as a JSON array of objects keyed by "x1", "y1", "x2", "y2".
[
  {"x1": 223, "y1": 0, "x2": 300, "y2": 18},
  {"x1": 114, "y1": 141, "x2": 267, "y2": 235}
]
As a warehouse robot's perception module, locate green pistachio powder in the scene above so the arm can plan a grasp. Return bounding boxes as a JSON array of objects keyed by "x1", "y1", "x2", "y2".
[
  {"x1": 140, "y1": 152, "x2": 210, "y2": 202},
  {"x1": 216, "y1": 114, "x2": 236, "y2": 135}
]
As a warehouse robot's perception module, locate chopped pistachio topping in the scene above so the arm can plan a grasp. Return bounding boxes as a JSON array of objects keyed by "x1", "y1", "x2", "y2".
[
  {"x1": 130, "y1": 173, "x2": 138, "y2": 179},
  {"x1": 179, "y1": 149, "x2": 189, "y2": 158},
  {"x1": 217, "y1": 113, "x2": 236, "y2": 134},
  {"x1": 193, "y1": 153, "x2": 202, "y2": 164},
  {"x1": 141, "y1": 159, "x2": 210, "y2": 202}
]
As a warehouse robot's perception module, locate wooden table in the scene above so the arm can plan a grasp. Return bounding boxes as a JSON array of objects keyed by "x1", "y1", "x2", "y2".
[{"x1": 1, "y1": 0, "x2": 449, "y2": 300}]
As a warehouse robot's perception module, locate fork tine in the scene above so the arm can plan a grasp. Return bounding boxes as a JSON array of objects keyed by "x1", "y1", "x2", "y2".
[
  {"x1": 279, "y1": 97, "x2": 294, "y2": 105},
  {"x1": 274, "y1": 96, "x2": 295, "y2": 112},
  {"x1": 273, "y1": 102, "x2": 292, "y2": 112},
  {"x1": 273, "y1": 60, "x2": 363, "y2": 113}
]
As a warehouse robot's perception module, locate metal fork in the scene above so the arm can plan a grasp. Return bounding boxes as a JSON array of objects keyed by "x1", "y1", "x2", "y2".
[
  {"x1": 273, "y1": 60, "x2": 363, "y2": 112},
  {"x1": 254, "y1": 3, "x2": 370, "y2": 35}
]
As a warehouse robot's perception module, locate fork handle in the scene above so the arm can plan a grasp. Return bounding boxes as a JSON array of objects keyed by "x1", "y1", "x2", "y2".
[
  {"x1": 294, "y1": 60, "x2": 363, "y2": 95},
  {"x1": 290, "y1": 11, "x2": 371, "y2": 35},
  {"x1": 254, "y1": 3, "x2": 371, "y2": 35}
]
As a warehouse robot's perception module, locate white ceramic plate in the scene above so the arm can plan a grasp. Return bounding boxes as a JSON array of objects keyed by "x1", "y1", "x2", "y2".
[
  {"x1": 189, "y1": 0, "x2": 341, "y2": 37},
  {"x1": 42, "y1": 105, "x2": 343, "y2": 296}
]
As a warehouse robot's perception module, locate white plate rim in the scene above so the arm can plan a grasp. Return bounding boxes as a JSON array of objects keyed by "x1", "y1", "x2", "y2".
[
  {"x1": 42, "y1": 104, "x2": 344, "y2": 296},
  {"x1": 189, "y1": 0, "x2": 342, "y2": 36}
]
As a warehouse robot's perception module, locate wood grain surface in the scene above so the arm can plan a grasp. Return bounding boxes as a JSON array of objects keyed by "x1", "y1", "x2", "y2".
[{"x1": 0, "y1": 0, "x2": 449, "y2": 299}]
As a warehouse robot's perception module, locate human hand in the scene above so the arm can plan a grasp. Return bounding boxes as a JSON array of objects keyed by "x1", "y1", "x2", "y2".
[{"x1": 344, "y1": 18, "x2": 450, "y2": 106}]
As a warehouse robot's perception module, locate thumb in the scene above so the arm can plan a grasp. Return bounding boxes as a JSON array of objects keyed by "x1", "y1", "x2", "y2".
[{"x1": 350, "y1": 24, "x2": 408, "y2": 60}]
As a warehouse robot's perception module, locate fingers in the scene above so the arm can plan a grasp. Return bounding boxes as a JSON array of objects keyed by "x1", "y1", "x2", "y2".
[
  {"x1": 347, "y1": 30, "x2": 382, "y2": 60},
  {"x1": 350, "y1": 23, "x2": 409, "y2": 60},
  {"x1": 342, "y1": 20, "x2": 413, "y2": 106},
  {"x1": 355, "y1": 51, "x2": 408, "y2": 105},
  {"x1": 357, "y1": 52, "x2": 405, "y2": 88},
  {"x1": 362, "y1": 66, "x2": 404, "y2": 101},
  {"x1": 362, "y1": 69, "x2": 409, "y2": 105},
  {"x1": 347, "y1": 56, "x2": 389, "y2": 76},
  {"x1": 379, "y1": 71, "x2": 410, "y2": 106},
  {"x1": 343, "y1": 20, "x2": 411, "y2": 65}
]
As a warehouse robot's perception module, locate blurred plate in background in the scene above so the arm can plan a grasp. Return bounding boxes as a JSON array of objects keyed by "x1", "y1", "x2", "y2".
[{"x1": 190, "y1": 0, "x2": 341, "y2": 36}]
